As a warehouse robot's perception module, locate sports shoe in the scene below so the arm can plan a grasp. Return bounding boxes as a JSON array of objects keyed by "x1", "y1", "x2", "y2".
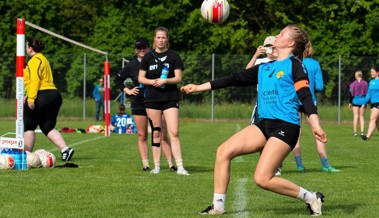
[
  {"x1": 170, "y1": 166, "x2": 177, "y2": 172},
  {"x1": 150, "y1": 167, "x2": 160, "y2": 174},
  {"x1": 306, "y1": 192, "x2": 324, "y2": 216},
  {"x1": 275, "y1": 168, "x2": 282, "y2": 176},
  {"x1": 322, "y1": 166, "x2": 340, "y2": 172},
  {"x1": 297, "y1": 166, "x2": 306, "y2": 172},
  {"x1": 353, "y1": 133, "x2": 358, "y2": 137},
  {"x1": 61, "y1": 147, "x2": 74, "y2": 161},
  {"x1": 199, "y1": 205, "x2": 225, "y2": 215},
  {"x1": 361, "y1": 135, "x2": 369, "y2": 141},
  {"x1": 360, "y1": 132, "x2": 364, "y2": 136},
  {"x1": 177, "y1": 167, "x2": 190, "y2": 175},
  {"x1": 142, "y1": 166, "x2": 150, "y2": 172}
]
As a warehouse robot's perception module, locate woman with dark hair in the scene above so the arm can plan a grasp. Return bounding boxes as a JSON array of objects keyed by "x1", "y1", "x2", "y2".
[
  {"x1": 181, "y1": 25, "x2": 326, "y2": 216},
  {"x1": 23, "y1": 37, "x2": 74, "y2": 161}
]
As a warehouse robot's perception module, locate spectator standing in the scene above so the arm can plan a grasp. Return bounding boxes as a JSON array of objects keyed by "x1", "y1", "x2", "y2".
[
  {"x1": 115, "y1": 37, "x2": 176, "y2": 172},
  {"x1": 349, "y1": 70, "x2": 368, "y2": 136},
  {"x1": 139, "y1": 27, "x2": 189, "y2": 175},
  {"x1": 361, "y1": 65, "x2": 379, "y2": 141},
  {"x1": 93, "y1": 77, "x2": 104, "y2": 121}
]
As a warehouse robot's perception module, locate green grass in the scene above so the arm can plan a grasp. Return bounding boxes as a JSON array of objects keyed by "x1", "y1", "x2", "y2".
[{"x1": 0, "y1": 120, "x2": 378, "y2": 217}]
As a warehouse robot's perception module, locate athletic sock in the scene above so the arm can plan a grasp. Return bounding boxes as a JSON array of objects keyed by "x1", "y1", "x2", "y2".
[
  {"x1": 167, "y1": 159, "x2": 174, "y2": 168},
  {"x1": 61, "y1": 147, "x2": 69, "y2": 153},
  {"x1": 297, "y1": 187, "x2": 316, "y2": 203},
  {"x1": 154, "y1": 161, "x2": 160, "y2": 169},
  {"x1": 213, "y1": 193, "x2": 226, "y2": 212},
  {"x1": 320, "y1": 157, "x2": 329, "y2": 168},
  {"x1": 294, "y1": 156, "x2": 304, "y2": 168},
  {"x1": 142, "y1": 159, "x2": 149, "y2": 168},
  {"x1": 175, "y1": 159, "x2": 183, "y2": 168}
]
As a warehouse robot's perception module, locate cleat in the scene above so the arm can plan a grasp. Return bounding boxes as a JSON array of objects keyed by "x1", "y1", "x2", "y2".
[
  {"x1": 170, "y1": 166, "x2": 177, "y2": 172},
  {"x1": 353, "y1": 133, "x2": 357, "y2": 137},
  {"x1": 360, "y1": 132, "x2": 364, "y2": 136},
  {"x1": 322, "y1": 166, "x2": 340, "y2": 172},
  {"x1": 150, "y1": 167, "x2": 160, "y2": 174},
  {"x1": 142, "y1": 166, "x2": 150, "y2": 172},
  {"x1": 61, "y1": 147, "x2": 74, "y2": 161},
  {"x1": 361, "y1": 135, "x2": 369, "y2": 141},
  {"x1": 199, "y1": 205, "x2": 225, "y2": 215},
  {"x1": 297, "y1": 166, "x2": 306, "y2": 172},
  {"x1": 306, "y1": 192, "x2": 324, "y2": 216},
  {"x1": 275, "y1": 168, "x2": 282, "y2": 176},
  {"x1": 177, "y1": 167, "x2": 190, "y2": 175}
]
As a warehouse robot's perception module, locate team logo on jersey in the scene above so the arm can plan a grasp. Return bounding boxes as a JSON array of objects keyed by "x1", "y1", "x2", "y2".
[
  {"x1": 276, "y1": 71, "x2": 284, "y2": 79},
  {"x1": 154, "y1": 56, "x2": 168, "y2": 62}
]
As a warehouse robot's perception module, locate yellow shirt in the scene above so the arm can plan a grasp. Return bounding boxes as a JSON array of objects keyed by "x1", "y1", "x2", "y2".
[{"x1": 23, "y1": 53, "x2": 57, "y2": 103}]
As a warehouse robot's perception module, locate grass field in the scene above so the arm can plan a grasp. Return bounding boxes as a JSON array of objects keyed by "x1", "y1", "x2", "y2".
[{"x1": 0, "y1": 120, "x2": 378, "y2": 218}]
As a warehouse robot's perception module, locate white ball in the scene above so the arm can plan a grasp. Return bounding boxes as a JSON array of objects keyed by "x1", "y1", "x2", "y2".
[
  {"x1": 201, "y1": 0, "x2": 230, "y2": 24},
  {"x1": 26, "y1": 151, "x2": 42, "y2": 168},
  {"x1": 34, "y1": 149, "x2": 47, "y2": 157},
  {"x1": 0, "y1": 154, "x2": 15, "y2": 170},
  {"x1": 39, "y1": 152, "x2": 56, "y2": 168}
]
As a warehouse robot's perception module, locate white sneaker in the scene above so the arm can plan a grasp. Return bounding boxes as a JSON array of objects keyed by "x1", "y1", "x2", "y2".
[
  {"x1": 150, "y1": 167, "x2": 160, "y2": 174},
  {"x1": 306, "y1": 192, "x2": 325, "y2": 216},
  {"x1": 177, "y1": 167, "x2": 190, "y2": 175},
  {"x1": 275, "y1": 168, "x2": 282, "y2": 176}
]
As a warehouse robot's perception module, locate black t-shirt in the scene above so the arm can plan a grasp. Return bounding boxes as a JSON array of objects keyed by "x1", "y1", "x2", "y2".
[
  {"x1": 114, "y1": 58, "x2": 144, "y2": 101},
  {"x1": 140, "y1": 49, "x2": 184, "y2": 102}
]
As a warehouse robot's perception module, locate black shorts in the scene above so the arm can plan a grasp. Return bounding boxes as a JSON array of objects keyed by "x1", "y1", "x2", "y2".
[
  {"x1": 255, "y1": 119, "x2": 300, "y2": 150},
  {"x1": 24, "y1": 89, "x2": 62, "y2": 135},
  {"x1": 131, "y1": 98, "x2": 147, "y2": 116},
  {"x1": 144, "y1": 100, "x2": 179, "y2": 111},
  {"x1": 371, "y1": 102, "x2": 379, "y2": 109}
]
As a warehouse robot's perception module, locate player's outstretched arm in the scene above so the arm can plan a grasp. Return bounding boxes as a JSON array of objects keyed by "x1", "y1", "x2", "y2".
[{"x1": 180, "y1": 82, "x2": 211, "y2": 94}]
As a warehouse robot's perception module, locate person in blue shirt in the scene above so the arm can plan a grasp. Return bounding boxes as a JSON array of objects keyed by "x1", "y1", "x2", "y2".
[
  {"x1": 291, "y1": 55, "x2": 340, "y2": 173},
  {"x1": 349, "y1": 70, "x2": 368, "y2": 136},
  {"x1": 181, "y1": 25, "x2": 326, "y2": 216},
  {"x1": 361, "y1": 65, "x2": 379, "y2": 140},
  {"x1": 110, "y1": 104, "x2": 130, "y2": 134},
  {"x1": 92, "y1": 78, "x2": 104, "y2": 121}
]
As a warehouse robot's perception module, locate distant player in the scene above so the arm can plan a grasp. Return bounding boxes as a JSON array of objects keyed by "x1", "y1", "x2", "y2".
[{"x1": 110, "y1": 104, "x2": 130, "y2": 134}]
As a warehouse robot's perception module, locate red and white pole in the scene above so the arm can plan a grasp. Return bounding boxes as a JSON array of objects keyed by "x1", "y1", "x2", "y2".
[
  {"x1": 16, "y1": 18, "x2": 25, "y2": 140},
  {"x1": 104, "y1": 60, "x2": 111, "y2": 136}
]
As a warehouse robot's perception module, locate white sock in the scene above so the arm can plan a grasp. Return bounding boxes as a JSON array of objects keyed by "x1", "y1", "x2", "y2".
[
  {"x1": 297, "y1": 187, "x2": 316, "y2": 203},
  {"x1": 213, "y1": 193, "x2": 226, "y2": 212}
]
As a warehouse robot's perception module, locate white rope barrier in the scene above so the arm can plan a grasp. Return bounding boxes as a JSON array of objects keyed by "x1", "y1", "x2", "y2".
[{"x1": 25, "y1": 21, "x2": 108, "y2": 56}]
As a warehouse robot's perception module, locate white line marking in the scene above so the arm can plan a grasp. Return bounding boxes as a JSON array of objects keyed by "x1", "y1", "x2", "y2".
[{"x1": 232, "y1": 177, "x2": 249, "y2": 218}]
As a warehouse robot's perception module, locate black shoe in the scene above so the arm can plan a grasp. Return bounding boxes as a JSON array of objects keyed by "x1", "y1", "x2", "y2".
[
  {"x1": 61, "y1": 147, "x2": 74, "y2": 161},
  {"x1": 361, "y1": 135, "x2": 369, "y2": 141},
  {"x1": 142, "y1": 166, "x2": 150, "y2": 172},
  {"x1": 170, "y1": 166, "x2": 177, "y2": 172}
]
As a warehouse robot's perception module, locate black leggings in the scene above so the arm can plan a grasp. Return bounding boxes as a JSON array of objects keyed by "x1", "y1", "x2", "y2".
[{"x1": 24, "y1": 90, "x2": 62, "y2": 136}]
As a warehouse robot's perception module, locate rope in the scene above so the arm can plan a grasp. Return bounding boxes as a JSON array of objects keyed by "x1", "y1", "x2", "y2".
[{"x1": 25, "y1": 21, "x2": 107, "y2": 55}]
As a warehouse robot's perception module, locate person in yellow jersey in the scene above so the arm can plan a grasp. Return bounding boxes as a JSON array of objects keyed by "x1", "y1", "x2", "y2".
[{"x1": 23, "y1": 37, "x2": 74, "y2": 161}]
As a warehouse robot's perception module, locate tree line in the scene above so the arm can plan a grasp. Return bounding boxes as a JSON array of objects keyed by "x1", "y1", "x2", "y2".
[{"x1": 0, "y1": 0, "x2": 378, "y2": 102}]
